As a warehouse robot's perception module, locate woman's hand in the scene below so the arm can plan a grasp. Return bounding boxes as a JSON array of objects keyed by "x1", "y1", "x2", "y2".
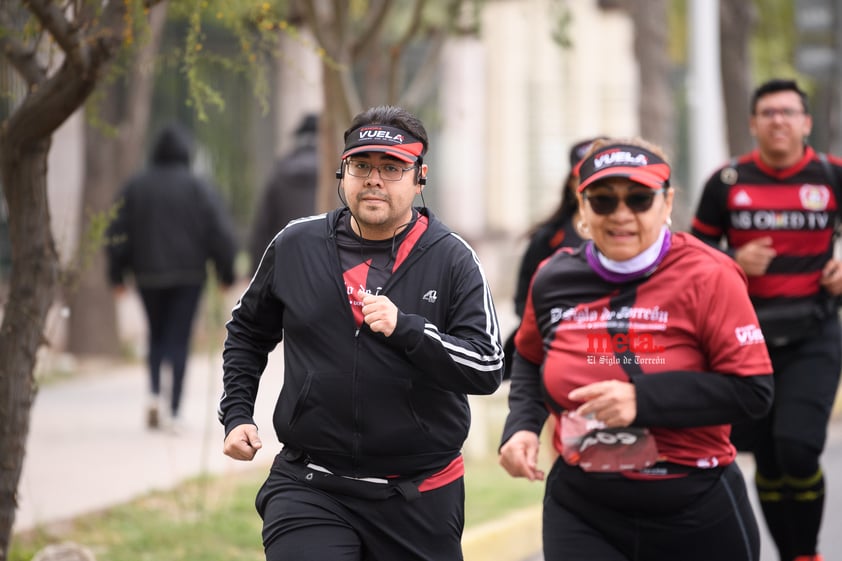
[
  {"x1": 568, "y1": 379, "x2": 637, "y2": 427},
  {"x1": 499, "y1": 430, "x2": 545, "y2": 481}
]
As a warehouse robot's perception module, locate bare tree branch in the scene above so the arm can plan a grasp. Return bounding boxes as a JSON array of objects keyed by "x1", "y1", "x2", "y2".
[
  {"x1": 399, "y1": 27, "x2": 446, "y2": 108},
  {"x1": 4, "y1": 60, "x2": 94, "y2": 148},
  {"x1": 25, "y1": 0, "x2": 87, "y2": 68},
  {"x1": 387, "y1": 0, "x2": 425, "y2": 103},
  {"x1": 349, "y1": 0, "x2": 391, "y2": 60},
  {"x1": 300, "y1": 0, "x2": 361, "y2": 119},
  {"x1": 300, "y1": 0, "x2": 341, "y2": 56},
  {"x1": 4, "y1": 0, "x2": 160, "y2": 147},
  {"x1": 720, "y1": 0, "x2": 755, "y2": 155},
  {"x1": 119, "y1": 1, "x2": 168, "y2": 173},
  {"x1": 0, "y1": 10, "x2": 45, "y2": 85}
]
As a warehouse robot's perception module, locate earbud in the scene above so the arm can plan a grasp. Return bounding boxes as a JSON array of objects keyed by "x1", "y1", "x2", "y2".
[
  {"x1": 414, "y1": 158, "x2": 425, "y2": 185},
  {"x1": 335, "y1": 167, "x2": 344, "y2": 179}
]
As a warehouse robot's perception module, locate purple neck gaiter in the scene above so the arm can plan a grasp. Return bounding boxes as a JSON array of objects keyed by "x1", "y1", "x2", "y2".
[{"x1": 585, "y1": 227, "x2": 672, "y2": 283}]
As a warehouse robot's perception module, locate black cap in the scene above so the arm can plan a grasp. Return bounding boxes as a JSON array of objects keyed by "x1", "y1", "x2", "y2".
[{"x1": 569, "y1": 137, "x2": 606, "y2": 168}]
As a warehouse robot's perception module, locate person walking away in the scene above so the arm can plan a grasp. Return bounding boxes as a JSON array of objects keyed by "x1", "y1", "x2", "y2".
[
  {"x1": 249, "y1": 113, "x2": 319, "y2": 274},
  {"x1": 500, "y1": 137, "x2": 774, "y2": 561},
  {"x1": 107, "y1": 123, "x2": 238, "y2": 432},
  {"x1": 691, "y1": 78, "x2": 842, "y2": 561},
  {"x1": 219, "y1": 105, "x2": 504, "y2": 561}
]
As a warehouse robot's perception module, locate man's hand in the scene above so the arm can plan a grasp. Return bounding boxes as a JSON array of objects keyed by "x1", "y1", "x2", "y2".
[
  {"x1": 568, "y1": 379, "x2": 637, "y2": 428},
  {"x1": 735, "y1": 237, "x2": 776, "y2": 276},
  {"x1": 358, "y1": 289, "x2": 398, "y2": 337},
  {"x1": 223, "y1": 423, "x2": 262, "y2": 461},
  {"x1": 821, "y1": 258, "x2": 842, "y2": 296},
  {"x1": 499, "y1": 430, "x2": 545, "y2": 481}
]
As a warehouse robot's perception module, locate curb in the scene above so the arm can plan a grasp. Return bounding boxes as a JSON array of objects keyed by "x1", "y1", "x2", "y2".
[{"x1": 462, "y1": 505, "x2": 542, "y2": 561}]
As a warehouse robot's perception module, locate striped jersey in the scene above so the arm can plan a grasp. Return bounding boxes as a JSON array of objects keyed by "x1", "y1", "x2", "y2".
[{"x1": 691, "y1": 146, "x2": 842, "y2": 305}]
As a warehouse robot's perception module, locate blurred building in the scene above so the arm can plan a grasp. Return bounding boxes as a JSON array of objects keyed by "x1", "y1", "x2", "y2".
[{"x1": 435, "y1": 0, "x2": 638, "y2": 319}]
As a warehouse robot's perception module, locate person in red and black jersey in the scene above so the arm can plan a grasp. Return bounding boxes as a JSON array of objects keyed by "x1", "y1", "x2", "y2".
[
  {"x1": 220, "y1": 105, "x2": 503, "y2": 561},
  {"x1": 500, "y1": 137, "x2": 773, "y2": 561},
  {"x1": 692, "y1": 78, "x2": 842, "y2": 561}
]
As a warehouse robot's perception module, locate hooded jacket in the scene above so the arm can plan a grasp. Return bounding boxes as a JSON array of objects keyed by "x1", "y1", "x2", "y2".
[
  {"x1": 106, "y1": 124, "x2": 238, "y2": 288},
  {"x1": 220, "y1": 207, "x2": 503, "y2": 478},
  {"x1": 248, "y1": 140, "x2": 318, "y2": 272}
]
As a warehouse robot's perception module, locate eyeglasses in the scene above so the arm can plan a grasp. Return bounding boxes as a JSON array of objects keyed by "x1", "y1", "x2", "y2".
[
  {"x1": 756, "y1": 108, "x2": 804, "y2": 120},
  {"x1": 345, "y1": 160, "x2": 416, "y2": 181},
  {"x1": 584, "y1": 189, "x2": 665, "y2": 215}
]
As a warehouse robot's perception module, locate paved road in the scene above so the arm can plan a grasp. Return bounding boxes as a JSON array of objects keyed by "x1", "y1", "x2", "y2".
[{"x1": 521, "y1": 417, "x2": 842, "y2": 561}]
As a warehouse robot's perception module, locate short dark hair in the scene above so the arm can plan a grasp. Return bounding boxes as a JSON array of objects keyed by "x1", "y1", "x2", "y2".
[
  {"x1": 344, "y1": 106, "x2": 429, "y2": 158},
  {"x1": 751, "y1": 79, "x2": 810, "y2": 115}
]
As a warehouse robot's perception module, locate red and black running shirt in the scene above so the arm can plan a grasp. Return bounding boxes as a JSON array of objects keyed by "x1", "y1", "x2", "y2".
[
  {"x1": 691, "y1": 146, "x2": 842, "y2": 303},
  {"x1": 516, "y1": 233, "x2": 771, "y2": 468}
]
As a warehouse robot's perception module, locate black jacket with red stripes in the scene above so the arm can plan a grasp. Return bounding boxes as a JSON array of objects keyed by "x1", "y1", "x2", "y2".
[{"x1": 220, "y1": 207, "x2": 503, "y2": 478}]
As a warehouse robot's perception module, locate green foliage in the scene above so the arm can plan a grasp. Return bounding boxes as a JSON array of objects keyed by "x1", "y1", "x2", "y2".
[
  {"x1": 465, "y1": 457, "x2": 544, "y2": 526},
  {"x1": 750, "y1": 0, "x2": 799, "y2": 82},
  {"x1": 550, "y1": 2, "x2": 574, "y2": 49},
  {"x1": 668, "y1": 0, "x2": 688, "y2": 63},
  {"x1": 10, "y1": 470, "x2": 266, "y2": 561},
  {"x1": 59, "y1": 204, "x2": 123, "y2": 294},
  {"x1": 165, "y1": 0, "x2": 294, "y2": 121}
]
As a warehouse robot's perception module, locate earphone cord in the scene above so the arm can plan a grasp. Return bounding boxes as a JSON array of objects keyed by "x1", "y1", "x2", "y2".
[
  {"x1": 337, "y1": 178, "x2": 415, "y2": 272},
  {"x1": 350, "y1": 214, "x2": 414, "y2": 272}
]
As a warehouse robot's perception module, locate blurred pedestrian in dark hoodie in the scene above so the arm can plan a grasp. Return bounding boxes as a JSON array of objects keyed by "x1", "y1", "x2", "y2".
[
  {"x1": 106, "y1": 123, "x2": 238, "y2": 432},
  {"x1": 249, "y1": 113, "x2": 319, "y2": 274}
]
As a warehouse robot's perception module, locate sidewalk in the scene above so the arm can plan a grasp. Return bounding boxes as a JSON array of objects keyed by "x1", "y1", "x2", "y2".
[{"x1": 15, "y1": 350, "x2": 283, "y2": 534}]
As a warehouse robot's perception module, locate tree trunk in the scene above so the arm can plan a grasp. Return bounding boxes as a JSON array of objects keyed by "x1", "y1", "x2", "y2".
[
  {"x1": 720, "y1": 0, "x2": 755, "y2": 156},
  {"x1": 0, "y1": 0, "x2": 162, "y2": 553},
  {"x1": 65, "y1": 109, "x2": 123, "y2": 355},
  {"x1": 66, "y1": 2, "x2": 167, "y2": 356},
  {"x1": 317, "y1": 61, "x2": 355, "y2": 213},
  {"x1": 630, "y1": 0, "x2": 674, "y2": 151},
  {"x1": 0, "y1": 139, "x2": 58, "y2": 559}
]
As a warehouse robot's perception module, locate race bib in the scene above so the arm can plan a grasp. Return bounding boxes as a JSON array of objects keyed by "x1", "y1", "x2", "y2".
[{"x1": 559, "y1": 411, "x2": 659, "y2": 472}]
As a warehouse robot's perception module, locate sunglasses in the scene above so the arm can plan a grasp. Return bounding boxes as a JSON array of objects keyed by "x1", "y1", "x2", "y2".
[{"x1": 584, "y1": 188, "x2": 665, "y2": 215}]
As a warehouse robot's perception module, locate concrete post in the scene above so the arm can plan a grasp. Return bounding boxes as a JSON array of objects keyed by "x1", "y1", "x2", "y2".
[{"x1": 687, "y1": 1, "x2": 727, "y2": 207}]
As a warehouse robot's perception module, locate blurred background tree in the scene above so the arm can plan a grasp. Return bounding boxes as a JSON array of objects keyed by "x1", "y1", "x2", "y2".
[
  {"x1": 0, "y1": 2, "x2": 169, "y2": 556},
  {"x1": 63, "y1": 0, "x2": 475, "y2": 356}
]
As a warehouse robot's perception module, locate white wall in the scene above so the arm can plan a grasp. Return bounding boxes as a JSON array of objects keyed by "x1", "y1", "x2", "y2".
[
  {"x1": 438, "y1": 36, "x2": 488, "y2": 240},
  {"x1": 438, "y1": 0, "x2": 638, "y2": 238},
  {"x1": 275, "y1": 28, "x2": 323, "y2": 156},
  {"x1": 435, "y1": 0, "x2": 639, "y2": 304}
]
